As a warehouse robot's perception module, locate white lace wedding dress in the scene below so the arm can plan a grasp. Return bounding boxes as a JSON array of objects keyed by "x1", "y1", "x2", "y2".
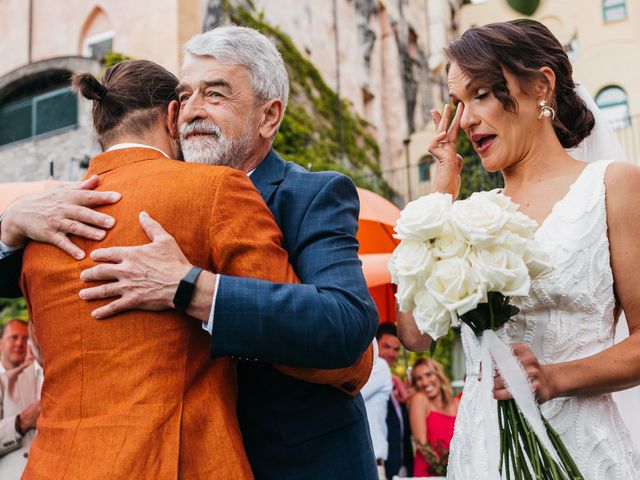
[{"x1": 447, "y1": 160, "x2": 640, "y2": 479}]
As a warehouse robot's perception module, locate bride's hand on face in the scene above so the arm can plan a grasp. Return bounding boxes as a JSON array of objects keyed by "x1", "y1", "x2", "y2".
[
  {"x1": 428, "y1": 103, "x2": 465, "y2": 198},
  {"x1": 492, "y1": 343, "x2": 558, "y2": 404}
]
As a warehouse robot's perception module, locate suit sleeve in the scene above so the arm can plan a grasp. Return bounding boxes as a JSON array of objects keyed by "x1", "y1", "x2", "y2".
[
  {"x1": 208, "y1": 170, "x2": 374, "y2": 394},
  {"x1": 211, "y1": 173, "x2": 379, "y2": 369},
  {"x1": 207, "y1": 170, "x2": 298, "y2": 286},
  {"x1": 0, "y1": 250, "x2": 24, "y2": 298},
  {"x1": 0, "y1": 382, "x2": 23, "y2": 457}
]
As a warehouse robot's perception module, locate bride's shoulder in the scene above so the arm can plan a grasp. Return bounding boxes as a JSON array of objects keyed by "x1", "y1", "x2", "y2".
[
  {"x1": 603, "y1": 162, "x2": 640, "y2": 222},
  {"x1": 604, "y1": 162, "x2": 640, "y2": 200}
]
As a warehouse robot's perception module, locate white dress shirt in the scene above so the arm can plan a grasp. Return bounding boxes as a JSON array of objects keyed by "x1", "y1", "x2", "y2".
[{"x1": 360, "y1": 346, "x2": 392, "y2": 461}]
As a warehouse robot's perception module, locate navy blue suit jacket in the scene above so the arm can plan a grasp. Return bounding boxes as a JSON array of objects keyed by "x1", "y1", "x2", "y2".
[{"x1": 212, "y1": 150, "x2": 379, "y2": 479}]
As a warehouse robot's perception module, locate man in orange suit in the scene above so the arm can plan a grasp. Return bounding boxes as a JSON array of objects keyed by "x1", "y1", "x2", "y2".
[{"x1": 16, "y1": 60, "x2": 370, "y2": 480}]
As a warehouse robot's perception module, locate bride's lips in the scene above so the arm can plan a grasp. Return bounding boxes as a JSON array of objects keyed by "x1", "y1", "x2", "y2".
[{"x1": 471, "y1": 133, "x2": 497, "y2": 155}]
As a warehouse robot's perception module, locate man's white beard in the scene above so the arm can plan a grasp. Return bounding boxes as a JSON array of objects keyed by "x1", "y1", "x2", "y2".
[{"x1": 179, "y1": 119, "x2": 255, "y2": 169}]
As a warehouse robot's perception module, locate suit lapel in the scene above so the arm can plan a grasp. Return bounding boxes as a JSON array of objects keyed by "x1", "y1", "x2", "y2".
[{"x1": 250, "y1": 149, "x2": 286, "y2": 206}]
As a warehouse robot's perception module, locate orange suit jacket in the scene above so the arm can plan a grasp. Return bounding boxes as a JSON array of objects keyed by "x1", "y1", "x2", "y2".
[
  {"x1": 20, "y1": 148, "x2": 372, "y2": 480},
  {"x1": 20, "y1": 148, "x2": 295, "y2": 480}
]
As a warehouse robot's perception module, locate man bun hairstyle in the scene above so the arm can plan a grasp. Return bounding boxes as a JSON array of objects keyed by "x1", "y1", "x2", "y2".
[
  {"x1": 71, "y1": 60, "x2": 179, "y2": 149},
  {"x1": 445, "y1": 19, "x2": 595, "y2": 149}
]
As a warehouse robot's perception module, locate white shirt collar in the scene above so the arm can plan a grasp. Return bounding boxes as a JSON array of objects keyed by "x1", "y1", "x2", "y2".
[{"x1": 106, "y1": 143, "x2": 170, "y2": 159}]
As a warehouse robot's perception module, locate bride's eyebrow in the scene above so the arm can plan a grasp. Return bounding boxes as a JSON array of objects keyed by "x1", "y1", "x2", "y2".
[{"x1": 449, "y1": 80, "x2": 478, "y2": 102}]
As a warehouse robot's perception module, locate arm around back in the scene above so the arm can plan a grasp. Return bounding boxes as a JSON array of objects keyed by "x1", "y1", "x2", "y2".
[
  {"x1": 211, "y1": 173, "x2": 378, "y2": 369},
  {"x1": 0, "y1": 250, "x2": 23, "y2": 298}
]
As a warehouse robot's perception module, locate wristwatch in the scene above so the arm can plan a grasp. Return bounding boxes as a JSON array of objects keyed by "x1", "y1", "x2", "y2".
[{"x1": 173, "y1": 266, "x2": 203, "y2": 312}]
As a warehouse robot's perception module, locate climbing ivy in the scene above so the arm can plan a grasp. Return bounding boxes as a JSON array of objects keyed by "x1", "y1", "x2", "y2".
[
  {"x1": 225, "y1": 3, "x2": 395, "y2": 199},
  {"x1": 102, "y1": 51, "x2": 133, "y2": 69},
  {"x1": 0, "y1": 298, "x2": 28, "y2": 326}
]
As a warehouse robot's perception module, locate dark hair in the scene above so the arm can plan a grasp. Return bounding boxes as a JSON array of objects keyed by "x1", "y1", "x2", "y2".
[
  {"x1": 445, "y1": 19, "x2": 594, "y2": 149},
  {"x1": 376, "y1": 322, "x2": 397, "y2": 341},
  {"x1": 71, "y1": 60, "x2": 179, "y2": 149},
  {"x1": 0, "y1": 318, "x2": 28, "y2": 338}
]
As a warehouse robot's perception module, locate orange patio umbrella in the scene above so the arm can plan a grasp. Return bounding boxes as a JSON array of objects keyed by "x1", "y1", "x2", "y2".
[
  {"x1": 356, "y1": 187, "x2": 400, "y2": 255},
  {"x1": 0, "y1": 181, "x2": 61, "y2": 212},
  {"x1": 356, "y1": 188, "x2": 401, "y2": 323}
]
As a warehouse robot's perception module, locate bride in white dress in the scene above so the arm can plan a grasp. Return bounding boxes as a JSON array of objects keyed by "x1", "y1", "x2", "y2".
[{"x1": 398, "y1": 20, "x2": 640, "y2": 479}]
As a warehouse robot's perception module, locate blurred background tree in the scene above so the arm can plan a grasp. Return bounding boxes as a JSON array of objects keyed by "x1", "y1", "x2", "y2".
[{"x1": 0, "y1": 298, "x2": 28, "y2": 326}]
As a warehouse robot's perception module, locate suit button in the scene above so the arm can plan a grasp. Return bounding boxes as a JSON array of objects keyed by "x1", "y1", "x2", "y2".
[{"x1": 23, "y1": 452, "x2": 28, "y2": 458}]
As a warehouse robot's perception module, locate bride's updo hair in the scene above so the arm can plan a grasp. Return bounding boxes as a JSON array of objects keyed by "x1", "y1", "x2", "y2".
[
  {"x1": 445, "y1": 19, "x2": 594, "y2": 149},
  {"x1": 71, "y1": 60, "x2": 178, "y2": 149}
]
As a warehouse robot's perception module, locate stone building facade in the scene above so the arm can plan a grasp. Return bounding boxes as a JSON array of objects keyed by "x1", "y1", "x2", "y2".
[
  {"x1": 0, "y1": 0, "x2": 460, "y2": 203},
  {"x1": 0, "y1": 0, "x2": 203, "y2": 182}
]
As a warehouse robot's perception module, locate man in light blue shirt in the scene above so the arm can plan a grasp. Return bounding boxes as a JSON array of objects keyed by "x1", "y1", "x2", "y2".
[{"x1": 361, "y1": 332, "x2": 393, "y2": 480}]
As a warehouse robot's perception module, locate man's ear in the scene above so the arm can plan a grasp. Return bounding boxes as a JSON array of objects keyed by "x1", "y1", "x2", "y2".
[
  {"x1": 536, "y1": 66, "x2": 556, "y2": 101},
  {"x1": 166, "y1": 100, "x2": 180, "y2": 139},
  {"x1": 259, "y1": 99, "x2": 284, "y2": 139}
]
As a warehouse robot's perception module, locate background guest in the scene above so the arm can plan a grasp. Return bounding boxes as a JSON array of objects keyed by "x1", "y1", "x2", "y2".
[
  {"x1": 409, "y1": 358, "x2": 459, "y2": 477},
  {"x1": 0, "y1": 320, "x2": 28, "y2": 373},
  {"x1": 376, "y1": 323, "x2": 414, "y2": 478},
  {"x1": 362, "y1": 325, "x2": 394, "y2": 479},
  {"x1": 0, "y1": 321, "x2": 42, "y2": 480}
]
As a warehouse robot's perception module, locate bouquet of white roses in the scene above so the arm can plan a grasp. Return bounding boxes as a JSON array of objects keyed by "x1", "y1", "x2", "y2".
[{"x1": 389, "y1": 191, "x2": 583, "y2": 480}]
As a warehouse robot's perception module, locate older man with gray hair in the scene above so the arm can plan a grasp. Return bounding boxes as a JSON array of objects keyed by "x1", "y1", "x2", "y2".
[{"x1": 0, "y1": 26, "x2": 379, "y2": 479}]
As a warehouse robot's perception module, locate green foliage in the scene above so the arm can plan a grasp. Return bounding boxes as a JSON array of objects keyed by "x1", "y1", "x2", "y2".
[
  {"x1": 391, "y1": 328, "x2": 458, "y2": 382},
  {"x1": 227, "y1": 4, "x2": 395, "y2": 199},
  {"x1": 102, "y1": 51, "x2": 133, "y2": 69},
  {"x1": 0, "y1": 298, "x2": 28, "y2": 326},
  {"x1": 462, "y1": 0, "x2": 540, "y2": 16},
  {"x1": 506, "y1": 0, "x2": 541, "y2": 16},
  {"x1": 457, "y1": 130, "x2": 504, "y2": 199}
]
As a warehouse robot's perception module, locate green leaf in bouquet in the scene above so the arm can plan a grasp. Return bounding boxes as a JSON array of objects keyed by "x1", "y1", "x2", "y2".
[{"x1": 430, "y1": 339, "x2": 438, "y2": 357}]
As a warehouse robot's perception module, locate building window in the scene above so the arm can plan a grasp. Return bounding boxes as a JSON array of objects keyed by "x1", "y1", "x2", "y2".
[
  {"x1": 595, "y1": 85, "x2": 630, "y2": 129},
  {"x1": 83, "y1": 31, "x2": 114, "y2": 61},
  {"x1": 602, "y1": 0, "x2": 627, "y2": 22},
  {"x1": 418, "y1": 155, "x2": 433, "y2": 182},
  {"x1": 0, "y1": 77, "x2": 77, "y2": 147}
]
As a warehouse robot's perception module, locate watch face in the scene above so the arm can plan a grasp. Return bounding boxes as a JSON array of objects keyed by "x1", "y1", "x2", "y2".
[{"x1": 173, "y1": 266, "x2": 203, "y2": 311}]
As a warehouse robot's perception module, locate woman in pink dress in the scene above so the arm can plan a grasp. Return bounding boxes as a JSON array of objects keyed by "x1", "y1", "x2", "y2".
[{"x1": 409, "y1": 358, "x2": 460, "y2": 477}]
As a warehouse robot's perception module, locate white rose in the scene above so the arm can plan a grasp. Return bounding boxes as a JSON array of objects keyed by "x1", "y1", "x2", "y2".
[
  {"x1": 432, "y1": 229, "x2": 467, "y2": 259},
  {"x1": 450, "y1": 192, "x2": 510, "y2": 247},
  {"x1": 425, "y1": 257, "x2": 486, "y2": 316},
  {"x1": 496, "y1": 231, "x2": 528, "y2": 256},
  {"x1": 394, "y1": 193, "x2": 452, "y2": 241},
  {"x1": 523, "y1": 240, "x2": 553, "y2": 279},
  {"x1": 394, "y1": 275, "x2": 421, "y2": 312},
  {"x1": 468, "y1": 245, "x2": 530, "y2": 296},
  {"x1": 474, "y1": 191, "x2": 519, "y2": 213},
  {"x1": 413, "y1": 289, "x2": 452, "y2": 340},
  {"x1": 506, "y1": 211, "x2": 538, "y2": 238},
  {"x1": 388, "y1": 241, "x2": 435, "y2": 279}
]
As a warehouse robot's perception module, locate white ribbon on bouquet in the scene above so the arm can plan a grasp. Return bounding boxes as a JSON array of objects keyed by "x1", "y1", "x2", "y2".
[{"x1": 466, "y1": 324, "x2": 565, "y2": 478}]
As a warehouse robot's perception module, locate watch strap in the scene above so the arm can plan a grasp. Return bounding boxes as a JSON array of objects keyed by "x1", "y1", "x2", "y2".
[{"x1": 173, "y1": 266, "x2": 203, "y2": 312}]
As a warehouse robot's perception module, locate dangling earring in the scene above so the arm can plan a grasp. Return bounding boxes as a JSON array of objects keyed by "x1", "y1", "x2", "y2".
[{"x1": 538, "y1": 99, "x2": 556, "y2": 120}]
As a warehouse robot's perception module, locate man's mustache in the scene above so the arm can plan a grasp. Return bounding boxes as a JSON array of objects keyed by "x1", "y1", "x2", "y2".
[{"x1": 179, "y1": 120, "x2": 221, "y2": 140}]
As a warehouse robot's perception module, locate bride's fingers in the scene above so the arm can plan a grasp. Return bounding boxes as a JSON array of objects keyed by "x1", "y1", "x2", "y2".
[
  {"x1": 431, "y1": 109, "x2": 442, "y2": 129},
  {"x1": 456, "y1": 154, "x2": 464, "y2": 173},
  {"x1": 493, "y1": 388, "x2": 513, "y2": 401},
  {"x1": 428, "y1": 132, "x2": 450, "y2": 157},
  {"x1": 437, "y1": 104, "x2": 451, "y2": 134},
  {"x1": 447, "y1": 102, "x2": 464, "y2": 141}
]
